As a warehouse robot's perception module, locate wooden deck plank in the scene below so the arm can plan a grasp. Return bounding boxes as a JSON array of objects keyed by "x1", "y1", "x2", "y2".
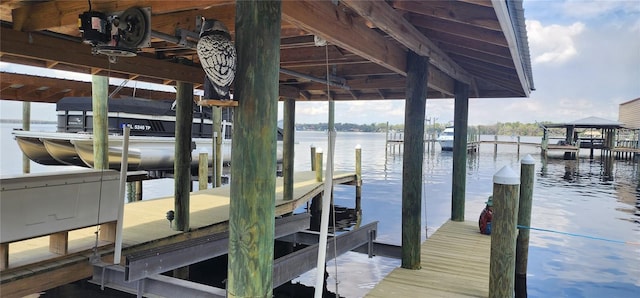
[
  {"x1": 366, "y1": 220, "x2": 490, "y2": 298},
  {"x1": 1, "y1": 171, "x2": 355, "y2": 298}
]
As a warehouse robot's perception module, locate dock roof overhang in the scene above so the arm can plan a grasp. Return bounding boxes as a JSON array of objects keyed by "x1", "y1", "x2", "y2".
[
  {"x1": 0, "y1": 0, "x2": 534, "y2": 103},
  {"x1": 544, "y1": 116, "x2": 624, "y2": 129}
]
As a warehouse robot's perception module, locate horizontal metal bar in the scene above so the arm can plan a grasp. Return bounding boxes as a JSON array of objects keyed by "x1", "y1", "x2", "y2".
[
  {"x1": 94, "y1": 219, "x2": 378, "y2": 297},
  {"x1": 352, "y1": 241, "x2": 402, "y2": 259},
  {"x1": 278, "y1": 229, "x2": 400, "y2": 259},
  {"x1": 91, "y1": 262, "x2": 226, "y2": 298},
  {"x1": 126, "y1": 213, "x2": 310, "y2": 281},
  {"x1": 272, "y1": 221, "x2": 378, "y2": 288}
]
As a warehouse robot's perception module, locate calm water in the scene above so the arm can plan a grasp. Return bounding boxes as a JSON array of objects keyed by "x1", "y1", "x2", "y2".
[{"x1": 1, "y1": 123, "x2": 639, "y2": 297}]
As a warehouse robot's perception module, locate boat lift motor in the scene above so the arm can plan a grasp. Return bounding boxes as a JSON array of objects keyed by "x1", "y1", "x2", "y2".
[{"x1": 79, "y1": 7, "x2": 151, "y2": 62}]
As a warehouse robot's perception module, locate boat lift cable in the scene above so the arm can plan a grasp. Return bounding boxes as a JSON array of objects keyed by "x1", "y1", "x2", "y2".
[
  {"x1": 109, "y1": 79, "x2": 129, "y2": 98},
  {"x1": 314, "y1": 40, "x2": 339, "y2": 298}
]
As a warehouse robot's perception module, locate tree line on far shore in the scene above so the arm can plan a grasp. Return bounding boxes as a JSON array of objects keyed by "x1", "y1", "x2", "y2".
[{"x1": 296, "y1": 121, "x2": 565, "y2": 136}]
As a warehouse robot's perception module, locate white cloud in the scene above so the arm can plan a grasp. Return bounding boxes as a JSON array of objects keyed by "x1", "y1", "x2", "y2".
[
  {"x1": 561, "y1": 0, "x2": 640, "y2": 19},
  {"x1": 526, "y1": 20, "x2": 585, "y2": 65}
]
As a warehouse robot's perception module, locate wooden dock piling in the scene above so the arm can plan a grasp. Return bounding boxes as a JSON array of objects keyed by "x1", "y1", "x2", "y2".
[
  {"x1": 22, "y1": 101, "x2": 30, "y2": 174},
  {"x1": 490, "y1": 165, "x2": 520, "y2": 298},
  {"x1": 228, "y1": 1, "x2": 281, "y2": 296},
  {"x1": 174, "y1": 81, "x2": 193, "y2": 232},
  {"x1": 355, "y1": 145, "x2": 362, "y2": 211},
  {"x1": 213, "y1": 107, "x2": 222, "y2": 187},
  {"x1": 92, "y1": 74, "x2": 114, "y2": 242},
  {"x1": 198, "y1": 152, "x2": 208, "y2": 190},
  {"x1": 310, "y1": 145, "x2": 316, "y2": 171},
  {"x1": 516, "y1": 155, "x2": 535, "y2": 298},
  {"x1": 315, "y1": 149, "x2": 323, "y2": 182},
  {"x1": 451, "y1": 81, "x2": 469, "y2": 221},
  {"x1": 283, "y1": 98, "x2": 295, "y2": 201},
  {"x1": 401, "y1": 51, "x2": 428, "y2": 269}
]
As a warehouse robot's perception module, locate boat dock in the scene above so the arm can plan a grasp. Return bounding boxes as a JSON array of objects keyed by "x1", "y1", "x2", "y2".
[
  {"x1": 0, "y1": 171, "x2": 357, "y2": 298},
  {"x1": 366, "y1": 220, "x2": 490, "y2": 297}
]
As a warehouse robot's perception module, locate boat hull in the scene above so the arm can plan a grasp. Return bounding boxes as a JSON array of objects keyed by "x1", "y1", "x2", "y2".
[
  {"x1": 437, "y1": 126, "x2": 455, "y2": 151},
  {"x1": 13, "y1": 130, "x2": 281, "y2": 172},
  {"x1": 439, "y1": 140, "x2": 454, "y2": 151}
]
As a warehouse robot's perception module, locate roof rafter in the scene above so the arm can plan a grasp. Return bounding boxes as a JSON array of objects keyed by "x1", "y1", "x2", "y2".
[
  {"x1": 282, "y1": 0, "x2": 407, "y2": 76},
  {"x1": 341, "y1": 0, "x2": 472, "y2": 84},
  {"x1": 0, "y1": 26, "x2": 205, "y2": 85},
  {"x1": 11, "y1": 1, "x2": 234, "y2": 32}
]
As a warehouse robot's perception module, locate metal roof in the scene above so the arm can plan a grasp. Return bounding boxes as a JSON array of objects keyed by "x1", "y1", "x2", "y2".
[{"x1": 544, "y1": 116, "x2": 624, "y2": 129}]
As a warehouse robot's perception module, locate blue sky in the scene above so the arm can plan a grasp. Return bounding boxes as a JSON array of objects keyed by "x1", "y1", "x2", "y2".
[{"x1": 1, "y1": 0, "x2": 639, "y2": 126}]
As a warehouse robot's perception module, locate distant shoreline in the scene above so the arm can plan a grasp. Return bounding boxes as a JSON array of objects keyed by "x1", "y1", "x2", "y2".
[{"x1": 0, "y1": 119, "x2": 57, "y2": 124}]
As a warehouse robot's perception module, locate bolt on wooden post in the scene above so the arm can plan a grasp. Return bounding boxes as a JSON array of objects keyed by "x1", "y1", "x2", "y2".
[{"x1": 489, "y1": 165, "x2": 520, "y2": 298}]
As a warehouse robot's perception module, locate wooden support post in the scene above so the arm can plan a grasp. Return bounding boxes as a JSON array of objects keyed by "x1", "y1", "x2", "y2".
[
  {"x1": 315, "y1": 150, "x2": 323, "y2": 182},
  {"x1": 517, "y1": 136, "x2": 521, "y2": 155},
  {"x1": 49, "y1": 231, "x2": 69, "y2": 255},
  {"x1": 135, "y1": 180, "x2": 143, "y2": 201},
  {"x1": 126, "y1": 182, "x2": 135, "y2": 203},
  {"x1": 541, "y1": 129, "x2": 548, "y2": 157},
  {"x1": 92, "y1": 75, "x2": 109, "y2": 170},
  {"x1": 0, "y1": 243, "x2": 7, "y2": 270},
  {"x1": 516, "y1": 155, "x2": 535, "y2": 298},
  {"x1": 401, "y1": 51, "x2": 428, "y2": 270},
  {"x1": 385, "y1": 122, "x2": 389, "y2": 157},
  {"x1": 494, "y1": 135, "x2": 498, "y2": 153},
  {"x1": 228, "y1": 1, "x2": 281, "y2": 297},
  {"x1": 213, "y1": 107, "x2": 223, "y2": 187},
  {"x1": 283, "y1": 98, "x2": 295, "y2": 201},
  {"x1": 92, "y1": 74, "x2": 113, "y2": 241},
  {"x1": 310, "y1": 145, "x2": 316, "y2": 171},
  {"x1": 355, "y1": 145, "x2": 362, "y2": 211},
  {"x1": 199, "y1": 152, "x2": 208, "y2": 190},
  {"x1": 451, "y1": 81, "x2": 469, "y2": 221},
  {"x1": 98, "y1": 221, "x2": 117, "y2": 242},
  {"x1": 489, "y1": 166, "x2": 520, "y2": 298},
  {"x1": 174, "y1": 81, "x2": 193, "y2": 232},
  {"x1": 22, "y1": 101, "x2": 30, "y2": 174}
]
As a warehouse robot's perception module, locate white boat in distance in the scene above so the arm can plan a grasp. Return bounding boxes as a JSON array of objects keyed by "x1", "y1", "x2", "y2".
[{"x1": 437, "y1": 126, "x2": 454, "y2": 151}]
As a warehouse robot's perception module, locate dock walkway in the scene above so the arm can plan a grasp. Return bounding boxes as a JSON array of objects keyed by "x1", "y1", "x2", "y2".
[
  {"x1": 1, "y1": 171, "x2": 356, "y2": 298},
  {"x1": 366, "y1": 220, "x2": 490, "y2": 297}
]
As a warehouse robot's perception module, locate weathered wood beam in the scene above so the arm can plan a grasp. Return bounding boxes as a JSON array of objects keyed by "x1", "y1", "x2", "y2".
[
  {"x1": 1, "y1": 27, "x2": 204, "y2": 84},
  {"x1": 281, "y1": 46, "x2": 363, "y2": 68},
  {"x1": 282, "y1": 0, "x2": 407, "y2": 76},
  {"x1": 392, "y1": 0, "x2": 502, "y2": 31},
  {"x1": 409, "y1": 14, "x2": 507, "y2": 47},
  {"x1": 342, "y1": 0, "x2": 472, "y2": 84},
  {"x1": 0, "y1": 72, "x2": 176, "y2": 102},
  {"x1": 467, "y1": 70, "x2": 523, "y2": 95},
  {"x1": 419, "y1": 29, "x2": 512, "y2": 58},
  {"x1": 11, "y1": 1, "x2": 234, "y2": 32},
  {"x1": 285, "y1": 62, "x2": 397, "y2": 78},
  {"x1": 444, "y1": 44, "x2": 515, "y2": 68}
]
